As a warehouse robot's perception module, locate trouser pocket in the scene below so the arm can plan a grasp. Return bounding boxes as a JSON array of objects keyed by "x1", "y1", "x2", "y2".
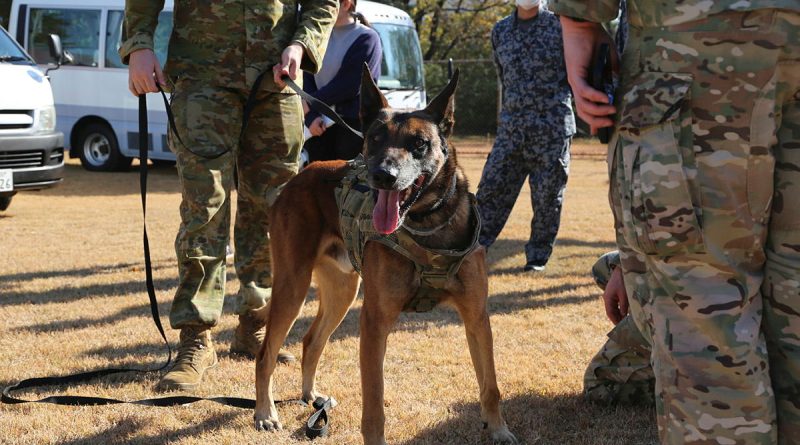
[{"x1": 616, "y1": 71, "x2": 704, "y2": 256}]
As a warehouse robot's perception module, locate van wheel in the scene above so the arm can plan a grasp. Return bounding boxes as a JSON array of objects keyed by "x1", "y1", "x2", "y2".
[
  {"x1": 0, "y1": 196, "x2": 12, "y2": 211},
  {"x1": 77, "y1": 123, "x2": 131, "y2": 171}
]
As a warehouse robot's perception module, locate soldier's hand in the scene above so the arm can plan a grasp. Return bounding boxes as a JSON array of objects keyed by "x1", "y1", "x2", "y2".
[
  {"x1": 128, "y1": 49, "x2": 166, "y2": 96},
  {"x1": 273, "y1": 43, "x2": 305, "y2": 88},
  {"x1": 308, "y1": 117, "x2": 326, "y2": 137},
  {"x1": 559, "y1": 17, "x2": 617, "y2": 134},
  {"x1": 602, "y1": 266, "x2": 628, "y2": 325}
]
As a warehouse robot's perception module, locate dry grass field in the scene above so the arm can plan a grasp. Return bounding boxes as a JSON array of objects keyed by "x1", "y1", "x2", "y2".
[{"x1": 0, "y1": 139, "x2": 657, "y2": 445}]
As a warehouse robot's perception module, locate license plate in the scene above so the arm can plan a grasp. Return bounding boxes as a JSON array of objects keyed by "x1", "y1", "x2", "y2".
[{"x1": 0, "y1": 169, "x2": 13, "y2": 192}]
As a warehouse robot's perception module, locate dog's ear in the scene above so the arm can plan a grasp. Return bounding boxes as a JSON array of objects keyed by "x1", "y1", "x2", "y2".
[
  {"x1": 360, "y1": 63, "x2": 388, "y2": 130},
  {"x1": 424, "y1": 68, "x2": 459, "y2": 137}
]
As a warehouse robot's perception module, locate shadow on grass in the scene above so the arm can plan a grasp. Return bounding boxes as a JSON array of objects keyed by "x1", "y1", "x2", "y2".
[
  {"x1": 286, "y1": 281, "x2": 597, "y2": 345},
  {"x1": 55, "y1": 411, "x2": 241, "y2": 445},
  {"x1": 0, "y1": 276, "x2": 180, "y2": 308},
  {"x1": 396, "y1": 392, "x2": 657, "y2": 445},
  {"x1": 0, "y1": 260, "x2": 173, "y2": 284},
  {"x1": 14, "y1": 301, "x2": 173, "y2": 333},
  {"x1": 486, "y1": 238, "x2": 615, "y2": 269},
  {"x1": 45, "y1": 163, "x2": 181, "y2": 197}
]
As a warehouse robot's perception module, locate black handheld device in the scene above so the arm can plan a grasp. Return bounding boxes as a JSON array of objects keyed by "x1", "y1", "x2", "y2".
[{"x1": 589, "y1": 42, "x2": 613, "y2": 143}]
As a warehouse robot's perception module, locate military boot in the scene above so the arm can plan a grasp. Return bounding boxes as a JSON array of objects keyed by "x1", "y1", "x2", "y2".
[
  {"x1": 231, "y1": 310, "x2": 296, "y2": 364},
  {"x1": 158, "y1": 327, "x2": 218, "y2": 391}
]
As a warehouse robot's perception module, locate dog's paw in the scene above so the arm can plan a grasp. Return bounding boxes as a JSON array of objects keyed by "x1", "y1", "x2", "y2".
[
  {"x1": 254, "y1": 413, "x2": 282, "y2": 432},
  {"x1": 491, "y1": 426, "x2": 519, "y2": 445}
]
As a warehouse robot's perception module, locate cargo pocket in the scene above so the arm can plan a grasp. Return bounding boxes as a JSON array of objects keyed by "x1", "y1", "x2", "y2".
[
  {"x1": 617, "y1": 72, "x2": 704, "y2": 256},
  {"x1": 169, "y1": 80, "x2": 238, "y2": 159}
]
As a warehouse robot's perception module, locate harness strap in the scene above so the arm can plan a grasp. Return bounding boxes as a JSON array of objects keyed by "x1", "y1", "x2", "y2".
[{"x1": 1, "y1": 93, "x2": 337, "y2": 440}]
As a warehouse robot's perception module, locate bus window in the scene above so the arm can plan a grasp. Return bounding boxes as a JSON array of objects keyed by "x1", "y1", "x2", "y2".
[
  {"x1": 106, "y1": 10, "x2": 172, "y2": 69},
  {"x1": 372, "y1": 23, "x2": 423, "y2": 91},
  {"x1": 28, "y1": 8, "x2": 101, "y2": 66}
]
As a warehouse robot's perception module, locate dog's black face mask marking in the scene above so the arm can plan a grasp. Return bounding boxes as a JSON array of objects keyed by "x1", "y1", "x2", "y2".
[{"x1": 359, "y1": 65, "x2": 459, "y2": 234}]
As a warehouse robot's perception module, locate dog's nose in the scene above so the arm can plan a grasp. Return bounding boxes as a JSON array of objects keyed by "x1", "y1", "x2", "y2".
[{"x1": 369, "y1": 167, "x2": 398, "y2": 189}]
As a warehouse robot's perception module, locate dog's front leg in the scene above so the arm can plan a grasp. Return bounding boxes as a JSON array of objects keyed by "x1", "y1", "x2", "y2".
[
  {"x1": 455, "y1": 253, "x2": 518, "y2": 444},
  {"x1": 359, "y1": 300, "x2": 400, "y2": 445},
  {"x1": 462, "y1": 308, "x2": 518, "y2": 444}
]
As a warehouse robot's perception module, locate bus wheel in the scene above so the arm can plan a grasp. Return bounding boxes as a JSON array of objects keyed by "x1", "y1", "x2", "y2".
[{"x1": 77, "y1": 123, "x2": 132, "y2": 171}]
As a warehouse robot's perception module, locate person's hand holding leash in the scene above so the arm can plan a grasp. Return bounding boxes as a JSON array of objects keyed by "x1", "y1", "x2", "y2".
[
  {"x1": 559, "y1": 17, "x2": 618, "y2": 134},
  {"x1": 273, "y1": 43, "x2": 304, "y2": 88},
  {"x1": 128, "y1": 49, "x2": 166, "y2": 96},
  {"x1": 603, "y1": 266, "x2": 628, "y2": 325},
  {"x1": 308, "y1": 117, "x2": 327, "y2": 137}
]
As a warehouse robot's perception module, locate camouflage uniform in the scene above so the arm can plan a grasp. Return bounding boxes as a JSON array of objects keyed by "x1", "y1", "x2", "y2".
[
  {"x1": 584, "y1": 251, "x2": 654, "y2": 406},
  {"x1": 476, "y1": 8, "x2": 576, "y2": 267},
  {"x1": 120, "y1": 0, "x2": 337, "y2": 328},
  {"x1": 552, "y1": 1, "x2": 800, "y2": 443}
]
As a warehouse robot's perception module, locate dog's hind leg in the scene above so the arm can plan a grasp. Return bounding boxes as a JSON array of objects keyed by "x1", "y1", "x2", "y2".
[
  {"x1": 254, "y1": 213, "x2": 319, "y2": 432},
  {"x1": 451, "y1": 250, "x2": 519, "y2": 445},
  {"x1": 301, "y1": 251, "x2": 360, "y2": 403}
]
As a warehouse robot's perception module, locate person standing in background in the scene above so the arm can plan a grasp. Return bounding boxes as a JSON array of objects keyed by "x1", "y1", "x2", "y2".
[
  {"x1": 476, "y1": 0, "x2": 575, "y2": 272},
  {"x1": 303, "y1": 0, "x2": 382, "y2": 162}
]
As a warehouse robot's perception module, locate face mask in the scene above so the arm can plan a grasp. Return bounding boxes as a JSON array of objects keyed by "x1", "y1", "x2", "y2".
[{"x1": 515, "y1": 0, "x2": 540, "y2": 10}]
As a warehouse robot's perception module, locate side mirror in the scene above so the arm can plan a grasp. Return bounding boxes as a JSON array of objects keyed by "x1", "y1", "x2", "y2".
[
  {"x1": 45, "y1": 34, "x2": 72, "y2": 76},
  {"x1": 48, "y1": 34, "x2": 63, "y2": 64}
]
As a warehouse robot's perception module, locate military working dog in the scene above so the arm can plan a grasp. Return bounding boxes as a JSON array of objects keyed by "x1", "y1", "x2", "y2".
[{"x1": 252, "y1": 68, "x2": 517, "y2": 445}]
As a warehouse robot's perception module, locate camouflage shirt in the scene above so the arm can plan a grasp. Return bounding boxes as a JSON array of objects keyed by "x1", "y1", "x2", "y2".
[
  {"x1": 550, "y1": 0, "x2": 800, "y2": 27},
  {"x1": 492, "y1": 9, "x2": 576, "y2": 137},
  {"x1": 119, "y1": 0, "x2": 338, "y2": 91}
]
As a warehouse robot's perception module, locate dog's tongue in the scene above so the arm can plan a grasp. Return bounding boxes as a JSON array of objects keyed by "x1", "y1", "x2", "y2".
[{"x1": 373, "y1": 189, "x2": 401, "y2": 234}]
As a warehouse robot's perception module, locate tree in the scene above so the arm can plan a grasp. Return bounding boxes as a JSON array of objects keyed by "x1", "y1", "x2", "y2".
[{"x1": 386, "y1": 0, "x2": 512, "y2": 61}]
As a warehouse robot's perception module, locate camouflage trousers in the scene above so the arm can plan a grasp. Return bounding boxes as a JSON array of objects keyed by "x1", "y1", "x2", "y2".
[
  {"x1": 610, "y1": 10, "x2": 800, "y2": 444},
  {"x1": 585, "y1": 251, "x2": 655, "y2": 405},
  {"x1": 585, "y1": 316, "x2": 655, "y2": 406},
  {"x1": 168, "y1": 79, "x2": 303, "y2": 329},
  {"x1": 476, "y1": 127, "x2": 571, "y2": 265}
]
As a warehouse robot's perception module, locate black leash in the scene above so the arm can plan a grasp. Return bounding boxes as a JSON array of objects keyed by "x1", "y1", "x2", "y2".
[{"x1": 1, "y1": 91, "x2": 336, "y2": 440}]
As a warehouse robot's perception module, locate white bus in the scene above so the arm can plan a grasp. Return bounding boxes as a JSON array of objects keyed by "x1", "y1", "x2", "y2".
[{"x1": 8, "y1": 0, "x2": 425, "y2": 170}]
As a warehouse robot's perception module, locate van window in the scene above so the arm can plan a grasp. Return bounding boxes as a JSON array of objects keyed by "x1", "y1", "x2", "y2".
[
  {"x1": 372, "y1": 24, "x2": 424, "y2": 91},
  {"x1": 106, "y1": 10, "x2": 172, "y2": 69},
  {"x1": 28, "y1": 8, "x2": 101, "y2": 66}
]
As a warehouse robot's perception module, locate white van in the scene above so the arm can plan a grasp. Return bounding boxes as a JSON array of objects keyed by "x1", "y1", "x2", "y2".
[
  {"x1": 0, "y1": 25, "x2": 64, "y2": 211},
  {"x1": 7, "y1": 0, "x2": 426, "y2": 171}
]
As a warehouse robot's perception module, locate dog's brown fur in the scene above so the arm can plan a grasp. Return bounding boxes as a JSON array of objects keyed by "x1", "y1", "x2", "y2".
[{"x1": 252, "y1": 69, "x2": 517, "y2": 445}]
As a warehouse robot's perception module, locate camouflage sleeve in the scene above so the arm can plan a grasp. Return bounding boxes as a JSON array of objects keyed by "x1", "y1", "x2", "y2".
[
  {"x1": 292, "y1": 0, "x2": 338, "y2": 73},
  {"x1": 491, "y1": 25, "x2": 503, "y2": 89},
  {"x1": 118, "y1": 0, "x2": 165, "y2": 64},
  {"x1": 549, "y1": 0, "x2": 620, "y2": 23}
]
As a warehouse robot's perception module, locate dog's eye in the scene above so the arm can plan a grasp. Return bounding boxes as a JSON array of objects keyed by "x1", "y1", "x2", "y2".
[{"x1": 414, "y1": 138, "x2": 428, "y2": 149}]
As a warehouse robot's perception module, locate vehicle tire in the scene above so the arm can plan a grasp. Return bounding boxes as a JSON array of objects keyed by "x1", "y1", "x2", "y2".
[
  {"x1": 151, "y1": 159, "x2": 177, "y2": 168},
  {"x1": 77, "y1": 123, "x2": 132, "y2": 171},
  {"x1": 0, "y1": 196, "x2": 12, "y2": 211}
]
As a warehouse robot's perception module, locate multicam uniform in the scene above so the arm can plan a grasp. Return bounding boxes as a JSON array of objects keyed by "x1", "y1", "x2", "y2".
[
  {"x1": 551, "y1": 1, "x2": 800, "y2": 443},
  {"x1": 584, "y1": 251, "x2": 654, "y2": 406},
  {"x1": 476, "y1": 9, "x2": 576, "y2": 267},
  {"x1": 120, "y1": 0, "x2": 337, "y2": 328}
]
